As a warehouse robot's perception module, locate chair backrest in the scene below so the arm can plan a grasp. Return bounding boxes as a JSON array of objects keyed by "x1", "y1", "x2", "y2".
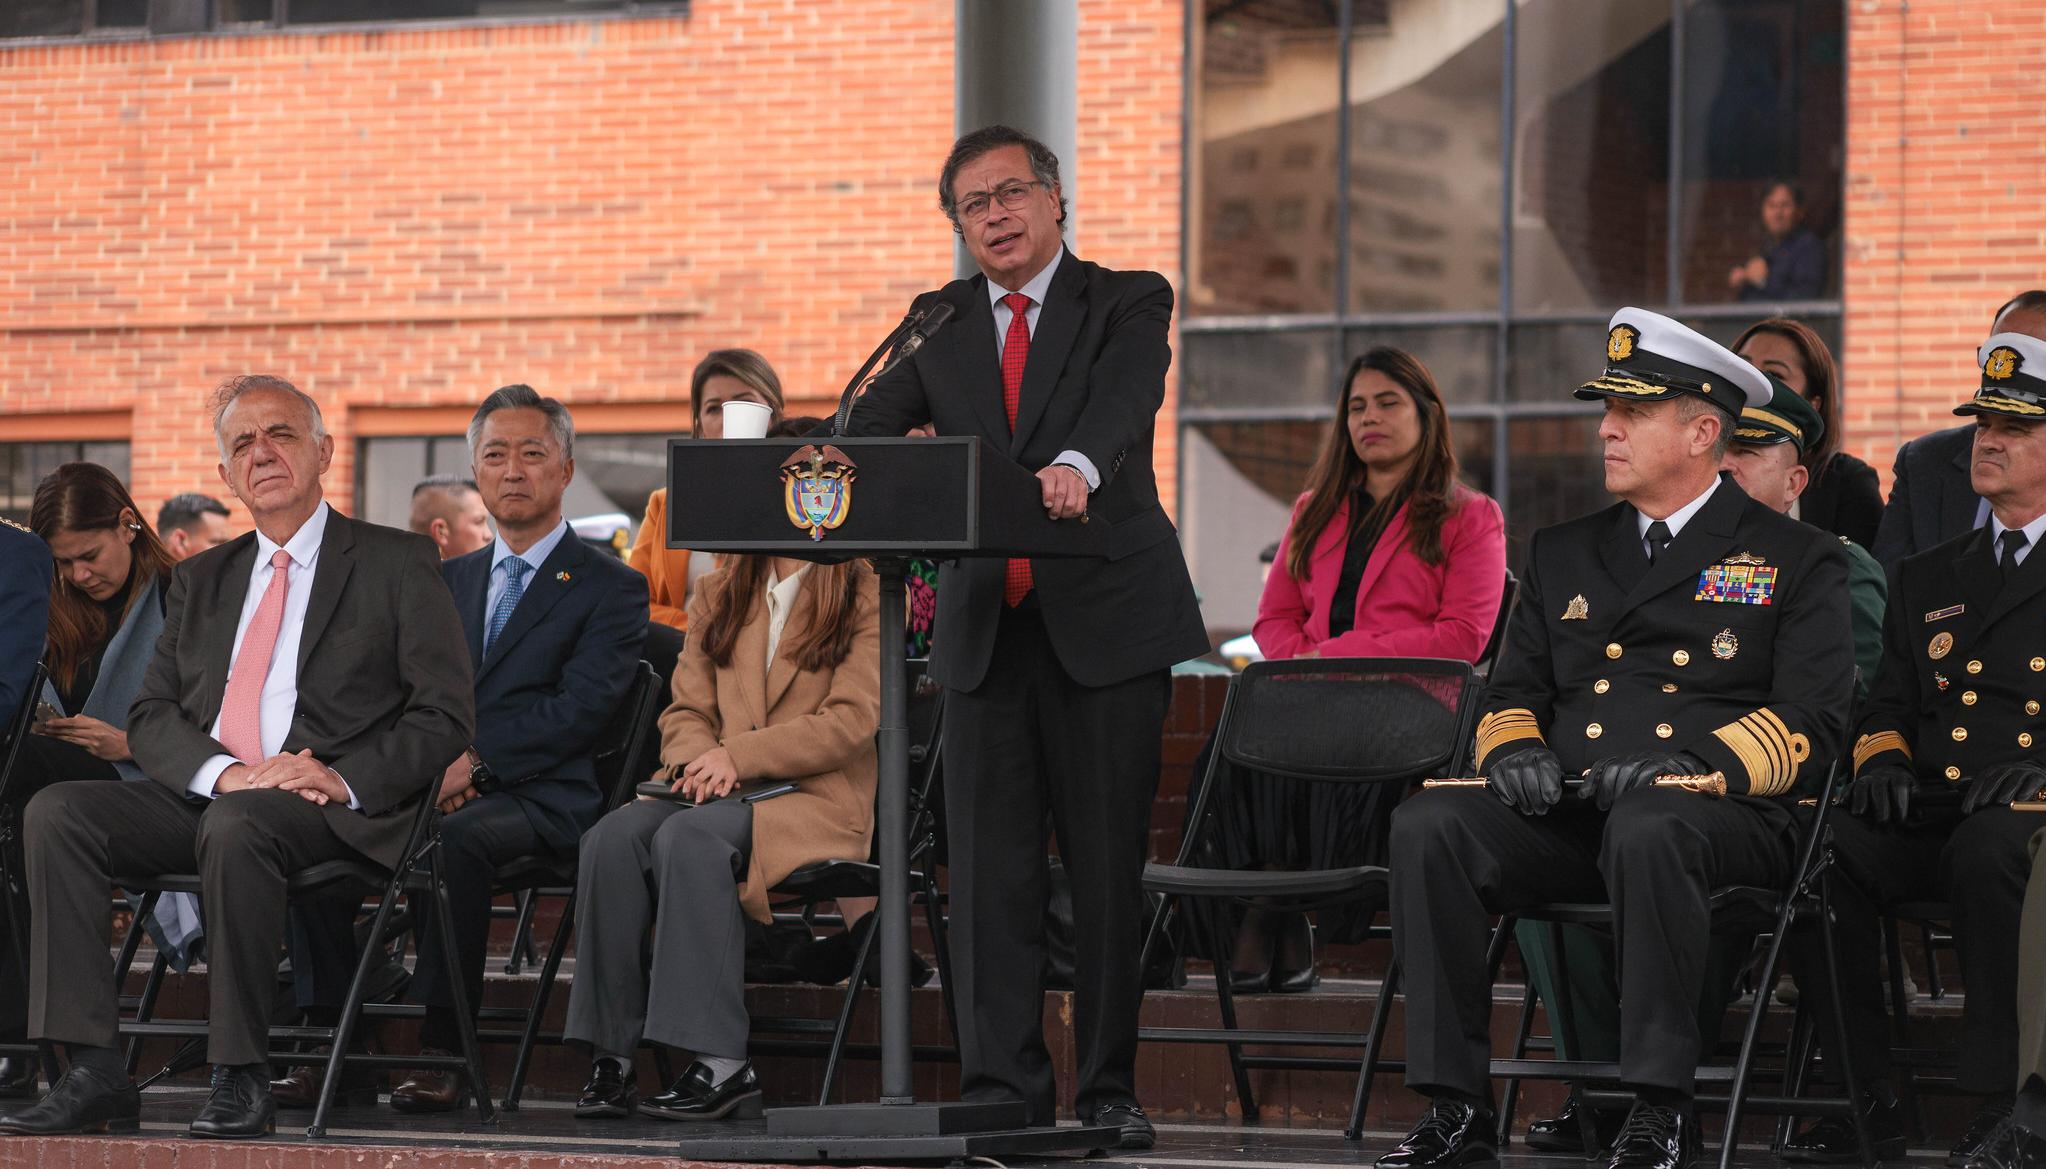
[
  {"x1": 593, "y1": 661, "x2": 664, "y2": 812},
  {"x1": 1475, "y1": 569, "x2": 1519, "y2": 677},
  {"x1": 0, "y1": 664, "x2": 50, "y2": 811},
  {"x1": 1217, "y1": 656, "x2": 1483, "y2": 784}
]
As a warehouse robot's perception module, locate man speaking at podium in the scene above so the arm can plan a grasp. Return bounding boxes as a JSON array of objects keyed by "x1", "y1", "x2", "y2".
[{"x1": 846, "y1": 125, "x2": 1208, "y2": 1148}]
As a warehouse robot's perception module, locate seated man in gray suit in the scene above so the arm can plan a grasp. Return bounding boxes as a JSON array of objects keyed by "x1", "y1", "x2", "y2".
[
  {"x1": 279, "y1": 385, "x2": 648, "y2": 1113},
  {"x1": 0, "y1": 375, "x2": 473, "y2": 1140}
]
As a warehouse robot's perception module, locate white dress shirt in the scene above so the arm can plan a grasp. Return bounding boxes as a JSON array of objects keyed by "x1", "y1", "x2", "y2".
[
  {"x1": 188, "y1": 502, "x2": 357, "y2": 808},
  {"x1": 987, "y1": 248, "x2": 1101, "y2": 492},
  {"x1": 486, "y1": 519, "x2": 571, "y2": 625},
  {"x1": 1989, "y1": 510, "x2": 2046, "y2": 568},
  {"x1": 763, "y1": 564, "x2": 812, "y2": 677},
  {"x1": 1636, "y1": 476, "x2": 1723, "y2": 556}
]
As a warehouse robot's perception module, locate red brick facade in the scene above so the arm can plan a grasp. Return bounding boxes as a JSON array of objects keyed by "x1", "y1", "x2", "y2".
[
  {"x1": 0, "y1": 2, "x2": 1184, "y2": 523},
  {"x1": 1839, "y1": 1, "x2": 2046, "y2": 483}
]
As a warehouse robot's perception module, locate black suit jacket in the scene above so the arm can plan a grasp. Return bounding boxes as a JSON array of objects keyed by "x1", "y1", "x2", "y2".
[
  {"x1": 848, "y1": 250, "x2": 1209, "y2": 690},
  {"x1": 1477, "y1": 475, "x2": 1853, "y2": 801},
  {"x1": 1800, "y1": 450, "x2": 1883, "y2": 550},
  {"x1": 128, "y1": 509, "x2": 475, "y2": 869},
  {"x1": 442, "y1": 533, "x2": 649, "y2": 851},
  {"x1": 1872, "y1": 424, "x2": 1980, "y2": 573},
  {"x1": 1853, "y1": 526, "x2": 2046, "y2": 792},
  {"x1": 0, "y1": 520, "x2": 51, "y2": 724}
]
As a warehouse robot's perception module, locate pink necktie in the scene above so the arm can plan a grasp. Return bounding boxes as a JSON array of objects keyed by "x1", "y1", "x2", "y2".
[
  {"x1": 219, "y1": 549, "x2": 293, "y2": 765},
  {"x1": 1000, "y1": 292, "x2": 1034, "y2": 607}
]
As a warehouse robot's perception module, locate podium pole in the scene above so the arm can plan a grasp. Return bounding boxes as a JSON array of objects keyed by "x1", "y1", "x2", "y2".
[{"x1": 872, "y1": 557, "x2": 913, "y2": 1103}]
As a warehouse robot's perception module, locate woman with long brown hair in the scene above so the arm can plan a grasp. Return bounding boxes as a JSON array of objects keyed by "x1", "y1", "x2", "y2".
[
  {"x1": 1732, "y1": 317, "x2": 1881, "y2": 547},
  {"x1": 1, "y1": 463, "x2": 180, "y2": 1097},
  {"x1": 562, "y1": 550, "x2": 878, "y2": 1122},
  {"x1": 1220, "y1": 347, "x2": 1506, "y2": 991}
]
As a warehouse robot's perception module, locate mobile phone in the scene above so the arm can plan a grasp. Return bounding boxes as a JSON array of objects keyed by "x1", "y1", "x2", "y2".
[{"x1": 33, "y1": 700, "x2": 60, "y2": 725}]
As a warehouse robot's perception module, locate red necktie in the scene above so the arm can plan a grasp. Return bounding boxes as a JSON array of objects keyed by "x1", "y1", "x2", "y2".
[
  {"x1": 219, "y1": 549, "x2": 293, "y2": 764},
  {"x1": 1000, "y1": 292, "x2": 1034, "y2": 606}
]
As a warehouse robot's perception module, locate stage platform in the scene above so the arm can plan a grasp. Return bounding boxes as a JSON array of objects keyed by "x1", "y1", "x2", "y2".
[{"x1": 0, "y1": 1086, "x2": 1970, "y2": 1169}]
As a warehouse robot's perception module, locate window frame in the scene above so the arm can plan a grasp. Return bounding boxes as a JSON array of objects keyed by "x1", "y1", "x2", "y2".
[{"x1": 0, "y1": 0, "x2": 688, "y2": 41}]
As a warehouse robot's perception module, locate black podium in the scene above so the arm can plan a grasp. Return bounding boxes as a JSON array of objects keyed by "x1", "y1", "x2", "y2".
[{"x1": 663, "y1": 435, "x2": 1121, "y2": 1162}]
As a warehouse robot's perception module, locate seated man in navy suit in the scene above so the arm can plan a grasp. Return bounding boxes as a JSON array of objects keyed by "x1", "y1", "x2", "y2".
[{"x1": 281, "y1": 384, "x2": 647, "y2": 1112}]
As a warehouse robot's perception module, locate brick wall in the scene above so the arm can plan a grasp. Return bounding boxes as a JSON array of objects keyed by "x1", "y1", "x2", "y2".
[
  {"x1": 1839, "y1": 2, "x2": 2046, "y2": 487},
  {"x1": 0, "y1": 1, "x2": 1185, "y2": 524}
]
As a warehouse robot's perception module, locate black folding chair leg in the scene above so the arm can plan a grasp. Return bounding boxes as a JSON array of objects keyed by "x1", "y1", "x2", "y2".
[
  {"x1": 921, "y1": 877, "x2": 961, "y2": 1053},
  {"x1": 1775, "y1": 997, "x2": 1816, "y2": 1152},
  {"x1": 504, "y1": 889, "x2": 538, "y2": 976},
  {"x1": 1212, "y1": 937, "x2": 1258, "y2": 1122},
  {"x1": 1498, "y1": 979, "x2": 1539, "y2": 1146},
  {"x1": 124, "y1": 950, "x2": 170, "y2": 1075},
  {"x1": 430, "y1": 850, "x2": 496, "y2": 1125},
  {"x1": 1918, "y1": 923, "x2": 1944, "y2": 999},
  {"x1": 504, "y1": 898, "x2": 577, "y2": 1110},
  {"x1": 310, "y1": 888, "x2": 405, "y2": 1139},
  {"x1": 111, "y1": 889, "x2": 159, "y2": 989},
  {"x1": 819, "y1": 910, "x2": 883, "y2": 1107},
  {"x1": 1818, "y1": 879, "x2": 1876, "y2": 1168},
  {"x1": 1347, "y1": 955, "x2": 1400, "y2": 1140},
  {"x1": 1717, "y1": 903, "x2": 1799, "y2": 1169}
]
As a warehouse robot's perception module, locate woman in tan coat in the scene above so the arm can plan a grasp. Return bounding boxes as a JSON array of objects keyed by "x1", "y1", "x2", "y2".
[{"x1": 563, "y1": 553, "x2": 879, "y2": 1122}]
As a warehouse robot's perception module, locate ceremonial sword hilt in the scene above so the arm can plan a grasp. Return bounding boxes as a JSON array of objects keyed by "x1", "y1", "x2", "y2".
[{"x1": 1423, "y1": 772, "x2": 1729, "y2": 797}]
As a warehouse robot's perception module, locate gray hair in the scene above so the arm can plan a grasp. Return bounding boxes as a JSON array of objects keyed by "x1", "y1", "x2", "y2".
[
  {"x1": 938, "y1": 124, "x2": 1070, "y2": 234},
  {"x1": 1676, "y1": 395, "x2": 1734, "y2": 460},
  {"x1": 212, "y1": 374, "x2": 327, "y2": 462},
  {"x1": 468, "y1": 383, "x2": 575, "y2": 462}
]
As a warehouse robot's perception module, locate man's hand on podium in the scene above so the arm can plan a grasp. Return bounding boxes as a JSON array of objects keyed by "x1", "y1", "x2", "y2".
[{"x1": 1038, "y1": 464, "x2": 1089, "y2": 521}]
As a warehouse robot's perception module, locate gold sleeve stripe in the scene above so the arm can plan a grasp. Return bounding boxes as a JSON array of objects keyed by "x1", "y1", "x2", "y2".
[
  {"x1": 1853, "y1": 730, "x2": 1913, "y2": 773},
  {"x1": 1476, "y1": 708, "x2": 1544, "y2": 766},
  {"x1": 1712, "y1": 709, "x2": 1806, "y2": 798}
]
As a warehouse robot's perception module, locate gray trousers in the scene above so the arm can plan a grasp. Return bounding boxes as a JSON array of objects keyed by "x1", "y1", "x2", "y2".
[
  {"x1": 563, "y1": 797, "x2": 753, "y2": 1061},
  {"x1": 26, "y1": 780, "x2": 359, "y2": 1066}
]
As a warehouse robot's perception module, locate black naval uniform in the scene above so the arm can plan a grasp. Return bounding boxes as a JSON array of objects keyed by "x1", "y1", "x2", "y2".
[
  {"x1": 1389, "y1": 473, "x2": 1852, "y2": 1100},
  {"x1": 1797, "y1": 524, "x2": 2046, "y2": 1095}
]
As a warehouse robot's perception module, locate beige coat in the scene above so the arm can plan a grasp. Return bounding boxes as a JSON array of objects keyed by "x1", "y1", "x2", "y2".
[{"x1": 656, "y1": 566, "x2": 880, "y2": 922}]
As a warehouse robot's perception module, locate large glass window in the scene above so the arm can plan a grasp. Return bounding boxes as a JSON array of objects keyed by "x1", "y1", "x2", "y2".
[
  {"x1": 1183, "y1": 0, "x2": 1843, "y2": 637},
  {"x1": 0, "y1": 441, "x2": 131, "y2": 524},
  {"x1": 0, "y1": 0, "x2": 682, "y2": 38}
]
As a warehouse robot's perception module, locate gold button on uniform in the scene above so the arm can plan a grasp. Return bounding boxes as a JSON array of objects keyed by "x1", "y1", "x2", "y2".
[
  {"x1": 1586, "y1": 723, "x2": 1604, "y2": 739},
  {"x1": 1952, "y1": 726, "x2": 1969, "y2": 742},
  {"x1": 2024, "y1": 733, "x2": 2036, "y2": 748},
  {"x1": 1967, "y1": 660, "x2": 1983, "y2": 674},
  {"x1": 2033, "y1": 657, "x2": 2045, "y2": 672},
  {"x1": 1662, "y1": 683, "x2": 1678, "y2": 693},
  {"x1": 1594, "y1": 679, "x2": 1610, "y2": 694},
  {"x1": 1962, "y1": 691, "x2": 1978, "y2": 705},
  {"x1": 1606, "y1": 643, "x2": 1623, "y2": 660},
  {"x1": 1946, "y1": 766, "x2": 1962, "y2": 781},
  {"x1": 2030, "y1": 701, "x2": 2041, "y2": 715},
  {"x1": 1655, "y1": 723, "x2": 1673, "y2": 739},
  {"x1": 1672, "y1": 649, "x2": 1691, "y2": 666}
]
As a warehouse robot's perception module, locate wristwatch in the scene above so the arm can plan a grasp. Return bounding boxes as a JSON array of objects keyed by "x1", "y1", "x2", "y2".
[{"x1": 466, "y1": 748, "x2": 502, "y2": 796}]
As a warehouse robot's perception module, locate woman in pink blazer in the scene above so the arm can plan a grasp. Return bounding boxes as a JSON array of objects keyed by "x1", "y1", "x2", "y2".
[{"x1": 1222, "y1": 347, "x2": 1505, "y2": 991}]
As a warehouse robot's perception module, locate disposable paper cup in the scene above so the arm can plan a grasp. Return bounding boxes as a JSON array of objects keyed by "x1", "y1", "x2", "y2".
[{"x1": 722, "y1": 400, "x2": 772, "y2": 439}]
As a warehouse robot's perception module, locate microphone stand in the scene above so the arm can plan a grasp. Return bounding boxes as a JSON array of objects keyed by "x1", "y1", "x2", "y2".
[{"x1": 831, "y1": 309, "x2": 925, "y2": 438}]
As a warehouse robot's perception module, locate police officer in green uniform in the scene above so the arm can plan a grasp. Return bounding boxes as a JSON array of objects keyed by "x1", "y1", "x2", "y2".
[
  {"x1": 1784, "y1": 331, "x2": 2046, "y2": 1167},
  {"x1": 1378, "y1": 308, "x2": 1853, "y2": 1169},
  {"x1": 1514, "y1": 373, "x2": 1888, "y2": 1156}
]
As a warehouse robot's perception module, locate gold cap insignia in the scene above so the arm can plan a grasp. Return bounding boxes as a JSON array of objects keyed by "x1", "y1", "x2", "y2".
[
  {"x1": 1986, "y1": 346, "x2": 2022, "y2": 381},
  {"x1": 1562, "y1": 594, "x2": 1590, "y2": 620},
  {"x1": 1607, "y1": 324, "x2": 1639, "y2": 363},
  {"x1": 1722, "y1": 551, "x2": 1767, "y2": 567},
  {"x1": 0, "y1": 516, "x2": 29, "y2": 535}
]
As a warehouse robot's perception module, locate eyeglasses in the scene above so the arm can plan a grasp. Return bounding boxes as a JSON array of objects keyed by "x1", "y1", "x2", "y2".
[{"x1": 955, "y1": 180, "x2": 1047, "y2": 223}]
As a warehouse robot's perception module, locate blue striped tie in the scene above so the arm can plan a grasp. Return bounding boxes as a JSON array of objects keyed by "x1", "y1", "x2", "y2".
[{"x1": 486, "y1": 556, "x2": 530, "y2": 653}]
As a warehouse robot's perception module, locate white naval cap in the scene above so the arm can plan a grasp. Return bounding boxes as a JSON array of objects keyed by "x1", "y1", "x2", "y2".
[{"x1": 1575, "y1": 307, "x2": 1772, "y2": 421}]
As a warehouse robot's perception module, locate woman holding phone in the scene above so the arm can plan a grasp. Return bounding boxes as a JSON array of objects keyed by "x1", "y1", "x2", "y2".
[{"x1": 562, "y1": 551, "x2": 880, "y2": 1122}]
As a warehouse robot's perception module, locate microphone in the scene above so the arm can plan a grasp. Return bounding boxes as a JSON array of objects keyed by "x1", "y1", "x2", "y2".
[{"x1": 831, "y1": 296, "x2": 960, "y2": 437}]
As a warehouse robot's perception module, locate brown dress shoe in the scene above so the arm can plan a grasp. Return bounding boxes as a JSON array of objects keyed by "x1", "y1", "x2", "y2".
[
  {"x1": 270, "y1": 1057, "x2": 384, "y2": 1110},
  {"x1": 389, "y1": 1050, "x2": 469, "y2": 1114}
]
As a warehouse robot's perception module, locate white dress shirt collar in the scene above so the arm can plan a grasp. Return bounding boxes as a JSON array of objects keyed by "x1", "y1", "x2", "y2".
[
  {"x1": 1637, "y1": 475, "x2": 1722, "y2": 542},
  {"x1": 987, "y1": 247, "x2": 1063, "y2": 311},
  {"x1": 256, "y1": 500, "x2": 331, "y2": 572},
  {"x1": 763, "y1": 563, "x2": 812, "y2": 676},
  {"x1": 1989, "y1": 510, "x2": 2046, "y2": 567},
  {"x1": 490, "y1": 518, "x2": 571, "y2": 579}
]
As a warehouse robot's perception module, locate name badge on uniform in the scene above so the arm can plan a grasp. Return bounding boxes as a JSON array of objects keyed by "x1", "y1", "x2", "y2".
[
  {"x1": 1924, "y1": 604, "x2": 1965, "y2": 623},
  {"x1": 1695, "y1": 561, "x2": 1779, "y2": 605}
]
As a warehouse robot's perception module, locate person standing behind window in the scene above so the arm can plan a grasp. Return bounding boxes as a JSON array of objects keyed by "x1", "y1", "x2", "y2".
[
  {"x1": 1215, "y1": 348, "x2": 1504, "y2": 992},
  {"x1": 1729, "y1": 180, "x2": 1827, "y2": 302},
  {"x1": 1733, "y1": 317, "x2": 1881, "y2": 548},
  {"x1": 630, "y1": 349, "x2": 786, "y2": 632}
]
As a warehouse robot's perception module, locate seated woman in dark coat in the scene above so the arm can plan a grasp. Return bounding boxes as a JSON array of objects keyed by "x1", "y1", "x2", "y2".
[{"x1": 1733, "y1": 316, "x2": 1882, "y2": 548}]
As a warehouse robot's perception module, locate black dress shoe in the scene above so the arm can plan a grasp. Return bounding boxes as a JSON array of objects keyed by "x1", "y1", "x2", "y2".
[
  {"x1": 1228, "y1": 908, "x2": 1277, "y2": 995},
  {"x1": 1376, "y1": 1098, "x2": 1500, "y2": 1169},
  {"x1": 188, "y1": 1064, "x2": 277, "y2": 1140},
  {"x1": 1966, "y1": 1118, "x2": 2046, "y2": 1169},
  {"x1": 1602, "y1": 1102, "x2": 1699, "y2": 1169},
  {"x1": 1272, "y1": 912, "x2": 1320, "y2": 993},
  {"x1": 575, "y1": 1060, "x2": 639, "y2": 1119},
  {"x1": 0, "y1": 1056, "x2": 38, "y2": 1100},
  {"x1": 1956, "y1": 1099, "x2": 2022, "y2": 1168},
  {"x1": 1525, "y1": 1092, "x2": 1626, "y2": 1156},
  {"x1": 1780, "y1": 1091, "x2": 1909, "y2": 1162},
  {"x1": 0, "y1": 1064, "x2": 139, "y2": 1135},
  {"x1": 1093, "y1": 1102, "x2": 1156, "y2": 1151},
  {"x1": 640, "y1": 1060, "x2": 763, "y2": 1122}
]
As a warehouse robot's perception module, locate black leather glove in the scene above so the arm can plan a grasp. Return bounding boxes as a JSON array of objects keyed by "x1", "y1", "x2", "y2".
[
  {"x1": 1577, "y1": 751, "x2": 1704, "y2": 811},
  {"x1": 1488, "y1": 746, "x2": 1564, "y2": 815},
  {"x1": 1961, "y1": 759, "x2": 2046, "y2": 814},
  {"x1": 1845, "y1": 762, "x2": 1916, "y2": 824}
]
